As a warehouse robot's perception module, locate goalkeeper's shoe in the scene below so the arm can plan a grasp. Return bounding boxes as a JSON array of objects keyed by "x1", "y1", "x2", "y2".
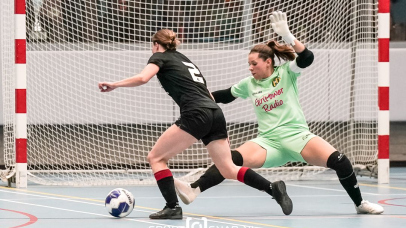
[
  {"x1": 355, "y1": 200, "x2": 384, "y2": 214},
  {"x1": 271, "y1": 180, "x2": 293, "y2": 215},
  {"x1": 174, "y1": 178, "x2": 201, "y2": 205},
  {"x1": 149, "y1": 205, "x2": 183, "y2": 219}
]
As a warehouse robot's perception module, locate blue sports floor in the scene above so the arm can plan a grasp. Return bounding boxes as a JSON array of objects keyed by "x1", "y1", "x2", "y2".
[{"x1": 1, "y1": 167, "x2": 405, "y2": 228}]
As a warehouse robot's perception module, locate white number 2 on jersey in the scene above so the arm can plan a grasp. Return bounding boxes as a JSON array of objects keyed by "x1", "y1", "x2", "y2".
[{"x1": 182, "y1": 61, "x2": 204, "y2": 84}]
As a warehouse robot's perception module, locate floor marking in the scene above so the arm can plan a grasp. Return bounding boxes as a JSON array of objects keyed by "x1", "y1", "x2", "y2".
[
  {"x1": 0, "y1": 187, "x2": 291, "y2": 228},
  {"x1": 287, "y1": 184, "x2": 380, "y2": 195},
  {"x1": 227, "y1": 214, "x2": 404, "y2": 220},
  {"x1": 0, "y1": 189, "x2": 174, "y2": 215},
  {"x1": 0, "y1": 208, "x2": 38, "y2": 228},
  {"x1": 378, "y1": 197, "x2": 406, "y2": 207},
  {"x1": 359, "y1": 183, "x2": 406, "y2": 191},
  {"x1": 388, "y1": 215, "x2": 406, "y2": 219},
  {"x1": 0, "y1": 199, "x2": 178, "y2": 227}
]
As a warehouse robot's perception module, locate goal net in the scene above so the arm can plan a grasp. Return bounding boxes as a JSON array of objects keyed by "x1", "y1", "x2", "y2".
[{"x1": 1, "y1": 0, "x2": 378, "y2": 185}]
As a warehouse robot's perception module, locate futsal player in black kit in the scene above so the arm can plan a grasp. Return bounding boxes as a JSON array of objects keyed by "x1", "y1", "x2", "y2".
[{"x1": 98, "y1": 29, "x2": 292, "y2": 219}]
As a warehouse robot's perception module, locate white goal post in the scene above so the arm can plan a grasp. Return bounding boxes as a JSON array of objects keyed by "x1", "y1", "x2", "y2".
[{"x1": 1, "y1": 0, "x2": 389, "y2": 187}]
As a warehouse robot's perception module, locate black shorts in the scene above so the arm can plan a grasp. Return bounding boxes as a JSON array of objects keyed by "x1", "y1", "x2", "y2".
[{"x1": 174, "y1": 108, "x2": 228, "y2": 145}]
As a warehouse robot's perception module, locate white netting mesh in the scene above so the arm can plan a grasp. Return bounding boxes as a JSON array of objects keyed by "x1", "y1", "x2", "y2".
[
  {"x1": 1, "y1": 0, "x2": 16, "y2": 177},
  {"x1": 2, "y1": 0, "x2": 377, "y2": 185}
]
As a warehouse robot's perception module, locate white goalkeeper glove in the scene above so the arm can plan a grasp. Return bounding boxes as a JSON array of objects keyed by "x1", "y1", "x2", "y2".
[{"x1": 270, "y1": 11, "x2": 296, "y2": 46}]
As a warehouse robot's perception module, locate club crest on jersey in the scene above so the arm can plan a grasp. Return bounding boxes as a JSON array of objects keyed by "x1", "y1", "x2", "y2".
[{"x1": 272, "y1": 76, "x2": 281, "y2": 87}]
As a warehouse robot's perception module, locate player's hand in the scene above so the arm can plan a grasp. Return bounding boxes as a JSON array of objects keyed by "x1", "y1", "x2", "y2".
[
  {"x1": 270, "y1": 11, "x2": 291, "y2": 37},
  {"x1": 98, "y1": 82, "x2": 117, "y2": 92},
  {"x1": 270, "y1": 11, "x2": 296, "y2": 46}
]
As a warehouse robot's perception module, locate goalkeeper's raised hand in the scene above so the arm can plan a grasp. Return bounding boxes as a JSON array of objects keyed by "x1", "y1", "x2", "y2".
[{"x1": 270, "y1": 11, "x2": 296, "y2": 46}]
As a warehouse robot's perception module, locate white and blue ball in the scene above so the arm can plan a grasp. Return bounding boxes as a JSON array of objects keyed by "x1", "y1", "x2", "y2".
[{"x1": 105, "y1": 188, "x2": 135, "y2": 217}]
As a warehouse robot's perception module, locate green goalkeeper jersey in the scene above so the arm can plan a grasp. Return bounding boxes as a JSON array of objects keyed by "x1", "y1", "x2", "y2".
[{"x1": 231, "y1": 62, "x2": 309, "y2": 138}]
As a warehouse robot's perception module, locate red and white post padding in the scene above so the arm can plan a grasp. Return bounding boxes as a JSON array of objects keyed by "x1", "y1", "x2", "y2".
[
  {"x1": 378, "y1": 0, "x2": 390, "y2": 184},
  {"x1": 15, "y1": 0, "x2": 27, "y2": 188}
]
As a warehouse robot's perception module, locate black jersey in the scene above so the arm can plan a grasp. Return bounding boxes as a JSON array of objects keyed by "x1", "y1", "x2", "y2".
[{"x1": 148, "y1": 50, "x2": 219, "y2": 111}]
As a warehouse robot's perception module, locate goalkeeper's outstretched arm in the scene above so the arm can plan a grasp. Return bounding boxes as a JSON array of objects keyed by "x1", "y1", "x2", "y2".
[
  {"x1": 270, "y1": 11, "x2": 314, "y2": 69},
  {"x1": 270, "y1": 11, "x2": 305, "y2": 53}
]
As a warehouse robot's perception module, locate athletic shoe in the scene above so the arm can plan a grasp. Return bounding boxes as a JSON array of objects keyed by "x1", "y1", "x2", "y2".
[
  {"x1": 355, "y1": 200, "x2": 384, "y2": 214},
  {"x1": 174, "y1": 178, "x2": 201, "y2": 205},
  {"x1": 271, "y1": 180, "x2": 293, "y2": 215},
  {"x1": 149, "y1": 206, "x2": 183, "y2": 219}
]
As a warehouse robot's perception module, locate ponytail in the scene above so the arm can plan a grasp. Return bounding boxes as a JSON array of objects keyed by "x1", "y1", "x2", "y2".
[
  {"x1": 267, "y1": 40, "x2": 295, "y2": 62},
  {"x1": 250, "y1": 40, "x2": 295, "y2": 64}
]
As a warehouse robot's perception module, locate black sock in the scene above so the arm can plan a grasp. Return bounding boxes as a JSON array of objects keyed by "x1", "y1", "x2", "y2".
[
  {"x1": 327, "y1": 151, "x2": 363, "y2": 206},
  {"x1": 339, "y1": 172, "x2": 363, "y2": 206},
  {"x1": 238, "y1": 167, "x2": 273, "y2": 196},
  {"x1": 191, "y1": 150, "x2": 244, "y2": 192},
  {"x1": 192, "y1": 164, "x2": 224, "y2": 192},
  {"x1": 154, "y1": 169, "x2": 179, "y2": 208}
]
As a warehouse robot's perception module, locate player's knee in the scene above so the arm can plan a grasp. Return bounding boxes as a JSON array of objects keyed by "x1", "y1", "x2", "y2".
[
  {"x1": 231, "y1": 150, "x2": 244, "y2": 166},
  {"x1": 146, "y1": 152, "x2": 155, "y2": 164},
  {"x1": 326, "y1": 151, "x2": 354, "y2": 179},
  {"x1": 217, "y1": 166, "x2": 236, "y2": 180},
  {"x1": 147, "y1": 151, "x2": 166, "y2": 165}
]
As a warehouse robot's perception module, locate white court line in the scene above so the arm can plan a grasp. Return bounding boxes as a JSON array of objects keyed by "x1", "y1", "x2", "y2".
[
  {"x1": 3, "y1": 196, "x2": 395, "y2": 225},
  {"x1": 230, "y1": 214, "x2": 400, "y2": 220},
  {"x1": 8, "y1": 193, "x2": 406, "y2": 202},
  {"x1": 286, "y1": 184, "x2": 381, "y2": 196},
  {"x1": 0, "y1": 199, "x2": 172, "y2": 227},
  {"x1": 0, "y1": 189, "x2": 270, "y2": 228},
  {"x1": 4, "y1": 187, "x2": 397, "y2": 202},
  {"x1": 0, "y1": 189, "x2": 101, "y2": 205},
  {"x1": 0, "y1": 198, "x2": 268, "y2": 228},
  {"x1": 0, "y1": 189, "x2": 156, "y2": 214}
]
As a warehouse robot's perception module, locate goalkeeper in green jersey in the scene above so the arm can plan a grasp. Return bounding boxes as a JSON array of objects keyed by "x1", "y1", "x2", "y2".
[
  {"x1": 174, "y1": 11, "x2": 384, "y2": 215},
  {"x1": 99, "y1": 29, "x2": 292, "y2": 219}
]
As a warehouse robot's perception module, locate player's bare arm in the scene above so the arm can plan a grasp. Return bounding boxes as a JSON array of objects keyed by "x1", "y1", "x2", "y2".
[{"x1": 99, "y1": 63, "x2": 159, "y2": 92}]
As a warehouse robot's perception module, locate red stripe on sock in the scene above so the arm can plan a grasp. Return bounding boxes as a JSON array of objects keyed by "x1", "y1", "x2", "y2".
[
  {"x1": 154, "y1": 169, "x2": 173, "y2": 181},
  {"x1": 237, "y1": 167, "x2": 249, "y2": 183}
]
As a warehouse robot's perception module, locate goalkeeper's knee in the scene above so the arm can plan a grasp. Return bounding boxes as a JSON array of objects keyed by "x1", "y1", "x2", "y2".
[
  {"x1": 326, "y1": 151, "x2": 354, "y2": 179},
  {"x1": 231, "y1": 150, "x2": 244, "y2": 166}
]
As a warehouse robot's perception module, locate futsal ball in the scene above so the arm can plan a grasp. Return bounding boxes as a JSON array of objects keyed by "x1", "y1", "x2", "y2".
[{"x1": 105, "y1": 188, "x2": 135, "y2": 218}]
